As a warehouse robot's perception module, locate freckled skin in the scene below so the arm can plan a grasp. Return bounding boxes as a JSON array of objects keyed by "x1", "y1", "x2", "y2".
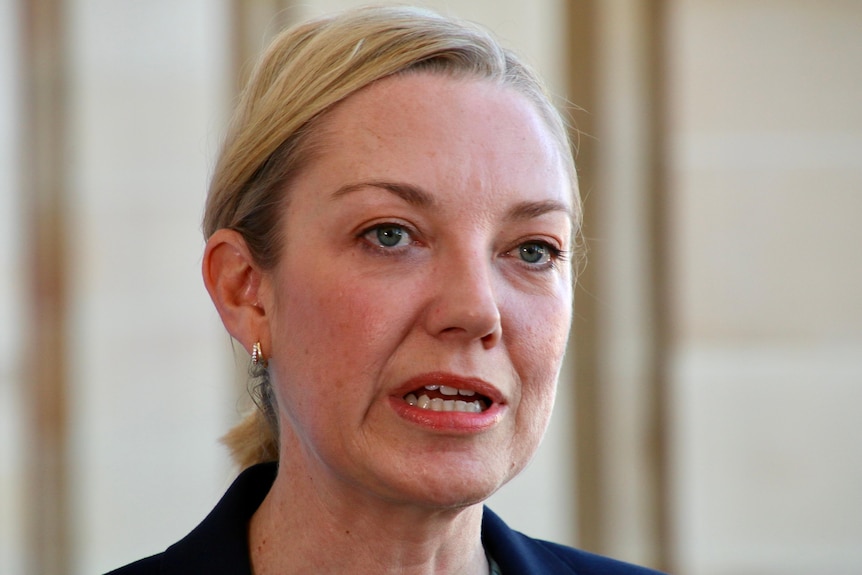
[{"x1": 260, "y1": 73, "x2": 574, "y2": 512}]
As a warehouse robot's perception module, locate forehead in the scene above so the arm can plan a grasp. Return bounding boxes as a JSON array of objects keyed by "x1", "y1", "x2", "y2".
[
  {"x1": 306, "y1": 72, "x2": 572, "y2": 210},
  {"x1": 325, "y1": 73, "x2": 552, "y2": 148}
]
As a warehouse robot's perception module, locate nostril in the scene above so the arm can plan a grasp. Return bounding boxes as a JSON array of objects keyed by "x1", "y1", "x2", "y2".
[{"x1": 480, "y1": 324, "x2": 502, "y2": 349}]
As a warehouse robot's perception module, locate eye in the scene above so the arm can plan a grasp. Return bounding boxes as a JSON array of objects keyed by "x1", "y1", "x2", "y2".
[
  {"x1": 509, "y1": 240, "x2": 566, "y2": 268},
  {"x1": 518, "y1": 242, "x2": 551, "y2": 264},
  {"x1": 363, "y1": 223, "x2": 413, "y2": 248}
]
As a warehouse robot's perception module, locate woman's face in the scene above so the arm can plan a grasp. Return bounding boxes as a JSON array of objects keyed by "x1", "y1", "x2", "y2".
[{"x1": 262, "y1": 73, "x2": 574, "y2": 509}]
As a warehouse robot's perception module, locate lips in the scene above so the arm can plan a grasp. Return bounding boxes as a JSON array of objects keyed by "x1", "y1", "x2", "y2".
[{"x1": 390, "y1": 372, "x2": 505, "y2": 431}]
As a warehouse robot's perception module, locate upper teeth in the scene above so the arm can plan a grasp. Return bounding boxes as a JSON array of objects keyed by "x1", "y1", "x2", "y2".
[
  {"x1": 405, "y1": 393, "x2": 483, "y2": 413},
  {"x1": 426, "y1": 384, "x2": 476, "y2": 397}
]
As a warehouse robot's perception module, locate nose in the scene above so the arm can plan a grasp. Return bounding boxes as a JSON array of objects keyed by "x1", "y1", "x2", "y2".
[{"x1": 423, "y1": 254, "x2": 502, "y2": 349}]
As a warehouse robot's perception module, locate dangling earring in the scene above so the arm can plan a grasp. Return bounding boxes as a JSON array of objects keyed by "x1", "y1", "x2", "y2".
[{"x1": 251, "y1": 341, "x2": 266, "y2": 367}]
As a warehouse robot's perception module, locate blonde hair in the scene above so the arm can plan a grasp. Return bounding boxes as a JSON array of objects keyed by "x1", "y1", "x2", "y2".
[{"x1": 205, "y1": 6, "x2": 580, "y2": 469}]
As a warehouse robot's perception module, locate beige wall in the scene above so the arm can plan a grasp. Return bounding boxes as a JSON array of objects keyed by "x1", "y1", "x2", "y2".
[
  {"x1": 665, "y1": 1, "x2": 862, "y2": 573},
  {"x1": 66, "y1": 1, "x2": 235, "y2": 572}
]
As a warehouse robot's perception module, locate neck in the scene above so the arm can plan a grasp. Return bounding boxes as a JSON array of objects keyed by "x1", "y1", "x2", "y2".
[{"x1": 249, "y1": 467, "x2": 489, "y2": 575}]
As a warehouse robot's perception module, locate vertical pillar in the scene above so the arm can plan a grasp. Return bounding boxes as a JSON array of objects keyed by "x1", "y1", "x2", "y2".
[
  {"x1": 566, "y1": 0, "x2": 604, "y2": 556},
  {"x1": 21, "y1": 0, "x2": 71, "y2": 573},
  {"x1": 644, "y1": 2, "x2": 672, "y2": 570},
  {"x1": 231, "y1": 0, "x2": 298, "y2": 90},
  {"x1": 566, "y1": 0, "x2": 670, "y2": 570}
]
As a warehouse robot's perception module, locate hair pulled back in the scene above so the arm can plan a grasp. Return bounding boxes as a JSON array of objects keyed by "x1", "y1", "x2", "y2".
[{"x1": 204, "y1": 6, "x2": 579, "y2": 469}]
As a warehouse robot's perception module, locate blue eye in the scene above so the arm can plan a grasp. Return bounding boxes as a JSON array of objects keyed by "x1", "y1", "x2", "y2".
[
  {"x1": 518, "y1": 242, "x2": 553, "y2": 265},
  {"x1": 365, "y1": 224, "x2": 412, "y2": 248},
  {"x1": 510, "y1": 240, "x2": 567, "y2": 270}
]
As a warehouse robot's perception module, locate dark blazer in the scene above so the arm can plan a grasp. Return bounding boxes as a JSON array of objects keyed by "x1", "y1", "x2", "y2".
[{"x1": 106, "y1": 463, "x2": 665, "y2": 575}]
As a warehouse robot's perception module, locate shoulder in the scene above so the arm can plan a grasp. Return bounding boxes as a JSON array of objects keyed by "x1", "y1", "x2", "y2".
[
  {"x1": 104, "y1": 463, "x2": 277, "y2": 575},
  {"x1": 481, "y1": 507, "x2": 666, "y2": 575},
  {"x1": 525, "y1": 538, "x2": 666, "y2": 575},
  {"x1": 103, "y1": 554, "x2": 162, "y2": 575}
]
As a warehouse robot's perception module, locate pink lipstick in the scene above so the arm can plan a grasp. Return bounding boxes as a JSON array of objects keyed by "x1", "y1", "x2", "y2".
[{"x1": 389, "y1": 372, "x2": 505, "y2": 432}]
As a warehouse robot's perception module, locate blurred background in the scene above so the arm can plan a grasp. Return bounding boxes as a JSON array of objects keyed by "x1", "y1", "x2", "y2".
[{"x1": 1, "y1": 1, "x2": 860, "y2": 573}]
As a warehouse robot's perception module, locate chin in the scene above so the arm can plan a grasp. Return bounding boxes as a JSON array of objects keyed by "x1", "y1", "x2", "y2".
[{"x1": 381, "y1": 457, "x2": 516, "y2": 511}]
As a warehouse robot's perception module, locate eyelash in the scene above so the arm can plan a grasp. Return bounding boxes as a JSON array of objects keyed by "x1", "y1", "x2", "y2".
[
  {"x1": 359, "y1": 222, "x2": 417, "y2": 252},
  {"x1": 508, "y1": 240, "x2": 569, "y2": 271}
]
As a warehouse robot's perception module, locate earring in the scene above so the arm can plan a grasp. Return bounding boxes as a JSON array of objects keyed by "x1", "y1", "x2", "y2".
[{"x1": 251, "y1": 341, "x2": 265, "y2": 366}]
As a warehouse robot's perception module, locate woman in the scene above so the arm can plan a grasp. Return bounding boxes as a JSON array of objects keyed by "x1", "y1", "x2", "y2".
[{"x1": 109, "y1": 6, "x2": 664, "y2": 575}]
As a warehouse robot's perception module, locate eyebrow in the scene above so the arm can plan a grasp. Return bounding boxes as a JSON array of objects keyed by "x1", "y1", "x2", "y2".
[
  {"x1": 332, "y1": 180, "x2": 572, "y2": 221},
  {"x1": 331, "y1": 181, "x2": 434, "y2": 207},
  {"x1": 505, "y1": 199, "x2": 573, "y2": 222}
]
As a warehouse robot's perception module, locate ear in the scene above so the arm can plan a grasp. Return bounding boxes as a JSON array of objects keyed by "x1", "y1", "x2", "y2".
[{"x1": 202, "y1": 229, "x2": 272, "y2": 356}]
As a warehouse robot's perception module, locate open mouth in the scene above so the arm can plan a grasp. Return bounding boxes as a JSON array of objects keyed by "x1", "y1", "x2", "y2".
[{"x1": 403, "y1": 384, "x2": 492, "y2": 413}]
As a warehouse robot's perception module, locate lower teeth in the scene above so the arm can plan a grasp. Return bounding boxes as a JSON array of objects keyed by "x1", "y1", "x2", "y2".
[{"x1": 404, "y1": 393, "x2": 482, "y2": 413}]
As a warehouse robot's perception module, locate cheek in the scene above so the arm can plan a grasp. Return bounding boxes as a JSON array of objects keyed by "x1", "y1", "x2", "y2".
[
  {"x1": 506, "y1": 289, "x2": 572, "y2": 430},
  {"x1": 507, "y1": 284, "x2": 572, "y2": 373},
  {"x1": 269, "y1": 264, "x2": 409, "y2": 395}
]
